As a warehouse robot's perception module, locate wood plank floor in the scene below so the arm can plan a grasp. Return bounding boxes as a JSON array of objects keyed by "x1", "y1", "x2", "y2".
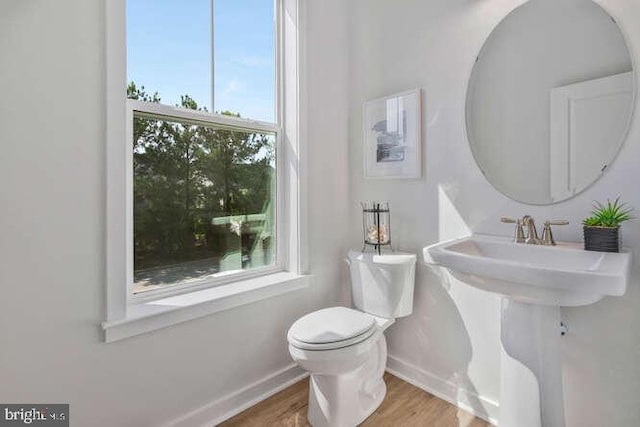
[{"x1": 219, "y1": 373, "x2": 491, "y2": 426}]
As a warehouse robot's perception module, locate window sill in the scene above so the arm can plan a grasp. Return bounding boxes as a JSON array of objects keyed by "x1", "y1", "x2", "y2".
[{"x1": 102, "y1": 272, "x2": 311, "y2": 343}]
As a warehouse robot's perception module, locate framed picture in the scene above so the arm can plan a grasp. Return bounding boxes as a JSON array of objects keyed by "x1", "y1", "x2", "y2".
[{"x1": 363, "y1": 89, "x2": 421, "y2": 179}]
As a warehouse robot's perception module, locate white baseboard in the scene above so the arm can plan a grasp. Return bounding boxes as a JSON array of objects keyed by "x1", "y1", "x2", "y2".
[
  {"x1": 165, "y1": 355, "x2": 498, "y2": 427},
  {"x1": 165, "y1": 363, "x2": 308, "y2": 427},
  {"x1": 386, "y1": 354, "x2": 499, "y2": 425}
]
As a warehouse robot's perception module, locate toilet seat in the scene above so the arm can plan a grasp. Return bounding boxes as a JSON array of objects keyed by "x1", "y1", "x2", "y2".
[{"x1": 288, "y1": 307, "x2": 378, "y2": 351}]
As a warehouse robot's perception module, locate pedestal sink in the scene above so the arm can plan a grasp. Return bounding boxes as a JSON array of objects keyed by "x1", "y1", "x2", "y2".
[{"x1": 424, "y1": 234, "x2": 631, "y2": 427}]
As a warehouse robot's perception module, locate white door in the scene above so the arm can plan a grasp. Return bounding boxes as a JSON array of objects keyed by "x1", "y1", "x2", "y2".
[{"x1": 549, "y1": 72, "x2": 633, "y2": 202}]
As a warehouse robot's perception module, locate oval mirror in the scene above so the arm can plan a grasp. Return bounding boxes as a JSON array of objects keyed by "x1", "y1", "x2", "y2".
[{"x1": 466, "y1": 0, "x2": 634, "y2": 205}]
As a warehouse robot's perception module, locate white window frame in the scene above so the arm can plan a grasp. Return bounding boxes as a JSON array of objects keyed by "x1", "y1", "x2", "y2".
[{"x1": 103, "y1": 0, "x2": 308, "y2": 342}]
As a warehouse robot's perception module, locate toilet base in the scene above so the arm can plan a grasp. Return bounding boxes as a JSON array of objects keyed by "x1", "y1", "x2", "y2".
[{"x1": 307, "y1": 335, "x2": 388, "y2": 427}]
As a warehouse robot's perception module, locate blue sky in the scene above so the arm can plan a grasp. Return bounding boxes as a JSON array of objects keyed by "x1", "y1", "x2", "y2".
[{"x1": 127, "y1": 0, "x2": 275, "y2": 122}]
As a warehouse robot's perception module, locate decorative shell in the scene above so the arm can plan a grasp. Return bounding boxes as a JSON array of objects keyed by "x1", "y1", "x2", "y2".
[{"x1": 367, "y1": 225, "x2": 389, "y2": 244}]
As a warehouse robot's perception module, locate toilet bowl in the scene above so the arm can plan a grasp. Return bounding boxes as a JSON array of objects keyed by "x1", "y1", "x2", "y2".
[
  {"x1": 287, "y1": 251, "x2": 416, "y2": 427},
  {"x1": 288, "y1": 307, "x2": 392, "y2": 427}
]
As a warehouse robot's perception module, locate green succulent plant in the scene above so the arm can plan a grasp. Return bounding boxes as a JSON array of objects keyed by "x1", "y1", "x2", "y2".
[{"x1": 582, "y1": 197, "x2": 634, "y2": 227}]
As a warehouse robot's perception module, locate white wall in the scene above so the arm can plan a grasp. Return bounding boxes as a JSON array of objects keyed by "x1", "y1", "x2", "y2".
[
  {"x1": 348, "y1": 0, "x2": 640, "y2": 425},
  {"x1": 0, "y1": 1, "x2": 348, "y2": 426}
]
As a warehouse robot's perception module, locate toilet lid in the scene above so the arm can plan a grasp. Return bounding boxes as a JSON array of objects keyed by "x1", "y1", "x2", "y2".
[{"x1": 288, "y1": 307, "x2": 376, "y2": 348}]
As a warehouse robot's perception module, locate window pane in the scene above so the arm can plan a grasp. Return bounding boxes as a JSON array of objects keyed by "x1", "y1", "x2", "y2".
[
  {"x1": 214, "y1": 0, "x2": 275, "y2": 122},
  {"x1": 127, "y1": 0, "x2": 212, "y2": 110},
  {"x1": 132, "y1": 112, "x2": 276, "y2": 294}
]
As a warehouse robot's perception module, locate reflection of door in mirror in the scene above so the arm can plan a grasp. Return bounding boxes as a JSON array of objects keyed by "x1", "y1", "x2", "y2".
[{"x1": 550, "y1": 72, "x2": 633, "y2": 202}]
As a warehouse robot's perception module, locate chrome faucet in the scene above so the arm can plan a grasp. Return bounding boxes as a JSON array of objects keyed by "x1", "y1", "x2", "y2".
[
  {"x1": 522, "y1": 215, "x2": 541, "y2": 245},
  {"x1": 501, "y1": 216, "x2": 569, "y2": 245}
]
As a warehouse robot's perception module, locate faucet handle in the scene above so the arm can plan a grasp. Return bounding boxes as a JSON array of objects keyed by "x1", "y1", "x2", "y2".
[
  {"x1": 547, "y1": 220, "x2": 569, "y2": 226},
  {"x1": 541, "y1": 220, "x2": 569, "y2": 246},
  {"x1": 501, "y1": 217, "x2": 525, "y2": 243}
]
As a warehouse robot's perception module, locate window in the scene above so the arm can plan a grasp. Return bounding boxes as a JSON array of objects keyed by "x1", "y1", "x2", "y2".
[
  {"x1": 104, "y1": 0, "x2": 306, "y2": 341},
  {"x1": 129, "y1": 103, "x2": 278, "y2": 296},
  {"x1": 126, "y1": 0, "x2": 280, "y2": 297},
  {"x1": 126, "y1": 0, "x2": 276, "y2": 121}
]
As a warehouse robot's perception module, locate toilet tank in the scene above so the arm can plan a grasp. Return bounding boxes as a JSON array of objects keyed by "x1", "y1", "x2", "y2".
[{"x1": 348, "y1": 250, "x2": 417, "y2": 318}]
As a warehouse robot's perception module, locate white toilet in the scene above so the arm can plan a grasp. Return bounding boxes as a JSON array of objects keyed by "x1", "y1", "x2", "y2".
[{"x1": 287, "y1": 250, "x2": 416, "y2": 427}]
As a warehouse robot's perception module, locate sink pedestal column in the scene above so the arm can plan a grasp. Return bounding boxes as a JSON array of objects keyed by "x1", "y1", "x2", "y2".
[{"x1": 500, "y1": 299, "x2": 565, "y2": 427}]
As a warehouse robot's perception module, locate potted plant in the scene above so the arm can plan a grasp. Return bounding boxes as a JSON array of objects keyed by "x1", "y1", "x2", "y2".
[{"x1": 582, "y1": 197, "x2": 633, "y2": 252}]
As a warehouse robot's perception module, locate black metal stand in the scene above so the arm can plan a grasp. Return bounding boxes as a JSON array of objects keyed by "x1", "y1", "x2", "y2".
[{"x1": 362, "y1": 201, "x2": 392, "y2": 255}]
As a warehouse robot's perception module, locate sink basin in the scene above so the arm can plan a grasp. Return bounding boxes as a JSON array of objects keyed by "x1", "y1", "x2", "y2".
[
  {"x1": 424, "y1": 233, "x2": 632, "y2": 427},
  {"x1": 424, "y1": 234, "x2": 631, "y2": 306}
]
